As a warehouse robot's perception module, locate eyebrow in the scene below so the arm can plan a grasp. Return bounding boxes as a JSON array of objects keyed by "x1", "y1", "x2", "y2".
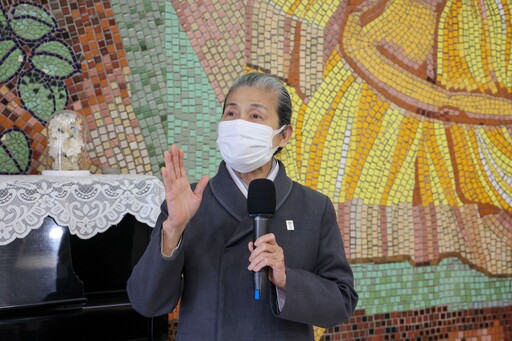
[{"x1": 224, "y1": 102, "x2": 268, "y2": 111}]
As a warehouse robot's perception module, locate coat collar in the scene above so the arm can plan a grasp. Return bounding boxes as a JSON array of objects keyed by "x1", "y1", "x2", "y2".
[{"x1": 209, "y1": 160, "x2": 293, "y2": 222}]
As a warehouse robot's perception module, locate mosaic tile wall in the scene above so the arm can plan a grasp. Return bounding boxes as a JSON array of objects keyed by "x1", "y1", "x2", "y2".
[
  {"x1": 1, "y1": 0, "x2": 511, "y2": 340},
  {"x1": 0, "y1": 0, "x2": 151, "y2": 174}
]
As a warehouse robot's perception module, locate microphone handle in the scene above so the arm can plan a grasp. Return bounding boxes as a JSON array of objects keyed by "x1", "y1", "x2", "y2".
[{"x1": 253, "y1": 216, "x2": 269, "y2": 300}]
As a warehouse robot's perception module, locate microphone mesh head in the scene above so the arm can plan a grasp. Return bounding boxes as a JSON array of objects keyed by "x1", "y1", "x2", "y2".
[{"x1": 247, "y1": 178, "x2": 276, "y2": 215}]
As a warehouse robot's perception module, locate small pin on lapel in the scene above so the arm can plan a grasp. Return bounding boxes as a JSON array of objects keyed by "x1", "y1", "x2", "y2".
[{"x1": 286, "y1": 220, "x2": 294, "y2": 231}]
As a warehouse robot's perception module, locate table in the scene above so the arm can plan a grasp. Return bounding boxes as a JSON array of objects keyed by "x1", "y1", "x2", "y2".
[{"x1": 0, "y1": 174, "x2": 165, "y2": 246}]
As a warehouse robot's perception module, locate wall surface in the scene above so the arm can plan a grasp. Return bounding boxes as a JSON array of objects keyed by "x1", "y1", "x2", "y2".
[{"x1": 0, "y1": 0, "x2": 511, "y2": 340}]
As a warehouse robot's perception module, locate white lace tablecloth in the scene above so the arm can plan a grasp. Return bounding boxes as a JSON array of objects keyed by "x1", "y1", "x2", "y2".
[{"x1": 0, "y1": 175, "x2": 165, "y2": 245}]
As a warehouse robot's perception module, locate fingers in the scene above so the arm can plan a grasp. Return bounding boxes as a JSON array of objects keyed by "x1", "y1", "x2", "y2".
[
  {"x1": 248, "y1": 234, "x2": 287, "y2": 288},
  {"x1": 178, "y1": 147, "x2": 186, "y2": 180},
  {"x1": 162, "y1": 145, "x2": 185, "y2": 182},
  {"x1": 253, "y1": 233, "x2": 277, "y2": 247},
  {"x1": 162, "y1": 146, "x2": 210, "y2": 201},
  {"x1": 161, "y1": 151, "x2": 172, "y2": 192},
  {"x1": 248, "y1": 233, "x2": 284, "y2": 272},
  {"x1": 162, "y1": 146, "x2": 180, "y2": 196},
  {"x1": 170, "y1": 144, "x2": 183, "y2": 179}
]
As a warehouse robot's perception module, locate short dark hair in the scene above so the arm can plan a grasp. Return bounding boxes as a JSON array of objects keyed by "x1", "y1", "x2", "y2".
[{"x1": 224, "y1": 73, "x2": 292, "y2": 127}]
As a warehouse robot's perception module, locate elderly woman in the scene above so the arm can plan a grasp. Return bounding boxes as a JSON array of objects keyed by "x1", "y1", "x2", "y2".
[{"x1": 127, "y1": 73, "x2": 358, "y2": 340}]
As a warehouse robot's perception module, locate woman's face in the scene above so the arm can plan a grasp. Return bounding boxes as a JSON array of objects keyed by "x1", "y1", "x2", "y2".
[
  {"x1": 221, "y1": 86, "x2": 281, "y2": 129},
  {"x1": 221, "y1": 86, "x2": 292, "y2": 150}
]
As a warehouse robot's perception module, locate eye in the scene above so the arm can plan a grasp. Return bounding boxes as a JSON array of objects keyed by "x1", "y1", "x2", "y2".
[
  {"x1": 250, "y1": 112, "x2": 262, "y2": 120},
  {"x1": 223, "y1": 111, "x2": 236, "y2": 117}
]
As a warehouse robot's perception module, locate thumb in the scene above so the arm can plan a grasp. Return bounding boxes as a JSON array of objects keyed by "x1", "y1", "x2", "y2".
[{"x1": 194, "y1": 175, "x2": 210, "y2": 197}]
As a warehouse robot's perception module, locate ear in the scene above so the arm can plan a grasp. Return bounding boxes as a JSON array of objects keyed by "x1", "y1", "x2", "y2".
[{"x1": 278, "y1": 125, "x2": 293, "y2": 148}]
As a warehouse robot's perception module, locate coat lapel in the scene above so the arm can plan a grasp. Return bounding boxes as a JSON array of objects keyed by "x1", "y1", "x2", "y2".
[
  {"x1": 209, "y1": 162, "x2": 248, "y2": 222},
  {"x1": 273, "y1": 160, "x2": 293, "y2": 211},
  {"x1": 210, "y1": 161, "x2": 294, "y2": 247}
]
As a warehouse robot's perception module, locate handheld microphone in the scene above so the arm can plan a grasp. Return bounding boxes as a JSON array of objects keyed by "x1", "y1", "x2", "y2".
[{"x1": 247, "y1": 178, "x2": 276, "y2": 301}]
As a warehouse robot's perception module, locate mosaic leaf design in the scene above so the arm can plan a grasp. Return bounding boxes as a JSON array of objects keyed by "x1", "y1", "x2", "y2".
[
  {"x1": 0, "y1": 129, "x2": 31, "y2": 174},
  {"x1": 9, "y1": 3, "x2": 57, "y2": 42},
  {"x1": 31, "y1": 39, "x2": 80, "y2": 79},
  {"x1": 0, "y1": 39, "x2": 25, "y2": 83},
  {"x1": 0, "y1": 6, "x2": 7, "y2": 35},
  {"x1": 18, "y1": 70, "x2": 68, "y2": 123}
]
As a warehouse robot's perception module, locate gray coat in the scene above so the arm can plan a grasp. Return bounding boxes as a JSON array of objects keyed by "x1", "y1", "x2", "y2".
[{"x1": 127, "y1": 161, "x2": 358, "y2": 340}]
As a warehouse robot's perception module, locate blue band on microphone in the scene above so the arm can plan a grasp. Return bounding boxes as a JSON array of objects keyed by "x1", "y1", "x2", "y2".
[{"x1": 254, "y1": 290, "x2": 260, "y2": 300}]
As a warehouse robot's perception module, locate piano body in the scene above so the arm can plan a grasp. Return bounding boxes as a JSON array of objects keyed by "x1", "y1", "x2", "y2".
[{"x1": 0, "y1": 215, "x2": 168, "y2": 341}]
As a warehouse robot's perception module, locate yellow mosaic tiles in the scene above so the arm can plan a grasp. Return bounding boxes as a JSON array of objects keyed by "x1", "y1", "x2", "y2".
[{"x1": 267, "y1": 0, "x2": 512, "y2": 276}]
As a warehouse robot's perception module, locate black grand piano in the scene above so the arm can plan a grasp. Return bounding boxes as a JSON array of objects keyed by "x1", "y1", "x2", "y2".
[{"x1": 0, "y1": 215, "x2": 168, "y2": 341}]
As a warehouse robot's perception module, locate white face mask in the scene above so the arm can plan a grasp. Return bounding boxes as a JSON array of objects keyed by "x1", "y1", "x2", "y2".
[{"x1": 217, "y1": 119, "x2": 286, "y2": 173}]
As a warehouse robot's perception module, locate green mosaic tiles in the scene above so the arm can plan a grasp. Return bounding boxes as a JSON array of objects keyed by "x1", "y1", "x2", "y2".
[
  {"x1": 110, "y1": 0, "x2": 167, "y2": 176},
  {"x1": 165, "y1": 1, "x2": 222, "y2": 181},
  {"x1": 352, "y1": 257, "x2": 512, "y2": 315}
]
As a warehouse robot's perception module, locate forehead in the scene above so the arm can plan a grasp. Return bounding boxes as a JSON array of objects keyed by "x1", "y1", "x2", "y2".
[{"x1": 225, "y1": 86, "x2": 278, "y2": 112}]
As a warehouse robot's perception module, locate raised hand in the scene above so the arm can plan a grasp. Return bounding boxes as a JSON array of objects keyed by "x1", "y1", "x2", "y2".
[{"x1": 161, "y1": 144, "x2": 209, "y2": 255}]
